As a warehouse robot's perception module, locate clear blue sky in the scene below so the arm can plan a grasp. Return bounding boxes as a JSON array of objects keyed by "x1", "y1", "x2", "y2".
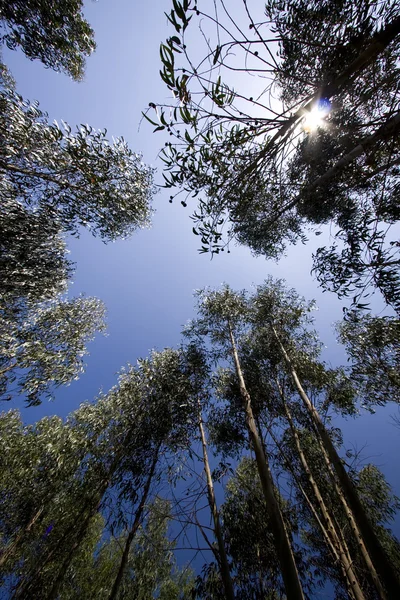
[{"x1": 3, "y1": 0, "x2": 399, "y2": 543}]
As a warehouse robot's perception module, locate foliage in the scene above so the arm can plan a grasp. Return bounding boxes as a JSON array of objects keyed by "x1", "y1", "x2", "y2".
[
  {"x1": 0, "y1": 0, "x2": 95, "y2": 80},
  {"x1": 151, "y1": 0, "x2": 400, "y2": 311},
  {"x1": 221, "y1": 458, "x2": 285, "y2": 597},
  {"x1": 338, "y1": 311, "x2": 400, "y2": 406},
  {"x1": 0, "y1": 84, "x2": 155, "y2": 242},
  {"x1": 0, "y1": 198, "x2": 72, "y2": 310},
  {"x1": 0, "y1": 296, "x2": 106, "y2": 405}
]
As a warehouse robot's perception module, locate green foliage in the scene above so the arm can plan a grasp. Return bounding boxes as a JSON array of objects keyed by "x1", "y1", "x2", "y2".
[
  {"x1": 221, "y1": 458, "x2": 285, "y2": 597},
  {"x1": 0, "y1": 85, "x2": 155, "y2": 242},
  {"x1": 0, "y1": 198, "x2": 72, "y2": 310},
  {"x1": 338, "y1": 311, "x2": 400, "y2": 406},
  {"x1": 0, "y1": 296, "x2": 106, "y2": 405},
  {"x1": 153, "y1": 0, "x2": 400, "y2": 311},
  {"x1": 0, "y1": 0, "x2": 96, "y2": 80}
]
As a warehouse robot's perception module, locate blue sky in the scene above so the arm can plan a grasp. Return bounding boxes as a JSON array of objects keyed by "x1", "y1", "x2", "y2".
[{"x1": 3, "y1": 0, "x2": 399, "y2": 543}]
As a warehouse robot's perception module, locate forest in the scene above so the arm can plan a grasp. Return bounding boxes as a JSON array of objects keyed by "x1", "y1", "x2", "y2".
[{"x1": 0, "y1": 0, "x2": 400, "y2": 598}]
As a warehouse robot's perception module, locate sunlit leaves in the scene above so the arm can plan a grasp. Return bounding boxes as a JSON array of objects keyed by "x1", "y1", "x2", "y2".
[
  {"x1": 0, "y1": 86, "x2": 155, "y2": 242},
  {"x1": 0, "y1": 0, "x2": 96, "y2": 80}
]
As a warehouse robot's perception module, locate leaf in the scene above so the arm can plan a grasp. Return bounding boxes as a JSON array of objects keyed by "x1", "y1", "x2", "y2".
[{"x1": 213, "y1": 45, "x2": 222, "y2": 65}]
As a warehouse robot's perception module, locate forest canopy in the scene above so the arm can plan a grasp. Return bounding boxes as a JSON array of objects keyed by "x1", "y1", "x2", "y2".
[{"x1": 0, "y1": 1, "x2": 400, "y2": 598}]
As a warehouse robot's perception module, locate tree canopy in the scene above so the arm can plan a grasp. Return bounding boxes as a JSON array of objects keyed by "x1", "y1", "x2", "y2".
[{"x1": 0, "y1": 0, "x2": 96, "y2": 80}]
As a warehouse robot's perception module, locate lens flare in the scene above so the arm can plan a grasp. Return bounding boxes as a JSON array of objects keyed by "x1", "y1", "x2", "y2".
[{"x1": 303, "y1": 98, "x2": 331, "y2": 133}]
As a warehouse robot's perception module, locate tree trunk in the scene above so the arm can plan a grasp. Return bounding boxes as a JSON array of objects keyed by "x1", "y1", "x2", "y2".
[
  {"x1": 0, "y1": 506, "x2": 44, "y2": 568},
  {"x1": 228, "y1": 322, "x2": 305, "y2": 600},
  {"x1": 108, "y1": 446, "x2": 160, "y2": 600},
  {"x1": 278, "y1": 383, "x2": 365, "y2": 600},
  {"x1": 46, "y1": 504, "x2": 100, "y2": 600},
  {"x1": 198, "y1": 402, "x2": 235, "y2": 600},
  {"x1": 271, "y1": 324, "x2": 400, "y2": 597}
]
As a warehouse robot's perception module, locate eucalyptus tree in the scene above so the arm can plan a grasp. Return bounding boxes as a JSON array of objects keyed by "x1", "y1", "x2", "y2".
[
  {"x1": 181, "y1": 341, "x2": 235, "y2": 600},
  {"x1": 107, "y1": 348, "x2": 201, "y2": 600},
  {"x1": 0, "y1": 0, "x2": 95, "y2": 80},
  {"x1": 221, "y1": 457, "x2": 295, "y2": 599},
  {"x1": 250, "y1": 278, "x2": 400, "y2": 595},
  {"x1": 150, "y1": 0, "x2": 400, "y2": 310},
  {"x1": 208, "y1": 341, "x2": 360, "y2": 598},
  {"x1": 186, "y1": 285, "x2": 305, "y2": 600},
  {"x1": 337, "y1": 310, "x2": 400, "y2": 407},
  {"x1": 0, "y1": 409, "x2": 103, "y2": 594},
  {"x1": 0, "y1": 295, "x2": 106, "y2": 405},
  {"x1": 2, "y1": 367, "x2": 146, "y2": 598},
  {"x1": 277, "y1": 408, "x2": 400, "y2": 600},
  {"x1": 0, "y1": 198, "x2": 72, "y2": 312},
  {"x1": 0, "y1": 83, "x2": 155, "y2": 242}
]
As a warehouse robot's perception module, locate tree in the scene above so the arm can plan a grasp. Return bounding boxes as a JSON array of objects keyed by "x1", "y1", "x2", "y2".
[
  {"x1": 0, "y1": 0, "x2": 95, "y2": 80},
  {"x1": 186, "y1": 285, "x2": 305, "y2": 600},
  {"x1": 0, "y1": 84, "x2": 155, "y2": 242},
  {"x1": 221, "y1": 457, "x2": 290, "y2": 599},
  {"x1": 151, "y1": 0, "x2": 400, "y2": 310},
  {"x1": 250, "y1": 278, "x2": 400, "y2": 595},
  {"x1": 0, "y1": 296, "x2": 106, "y2": 405},
  {"x1": 0, "y1": 198, "x2": 72, "y2": 314},
  {"x1": 337, "y1": 310, "x2": 400, "y2": 406}
]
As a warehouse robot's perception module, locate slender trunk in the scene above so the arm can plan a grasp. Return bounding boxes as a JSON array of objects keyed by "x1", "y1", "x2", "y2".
[
  {"x1": 271, "y1": 324, "x2": 400, "y2": 597},
  {"x1": 314, "y1": 428, "x2": 387, "y2": 598},
  {"x1": 198, "y1": 402, "x2": 235, "y2": 600},
  {"x1": 228, "y1": 322, "x2": 305, "y2": 600},
  {"x1": 0, "y1": 507, "x2": 44, "y2": 568},
  {"x1": 46, "y1": 504, "x2": 99, "y2": 600},
  {"x1": 278, "y1": 384, "x2": 365, "y2": 600},
  {"x1": 108, "y1": 446, "x2": 160, "y2": 600},
  {"x1": 268, "y1": 422, "x2": 359, "y2": 599}
]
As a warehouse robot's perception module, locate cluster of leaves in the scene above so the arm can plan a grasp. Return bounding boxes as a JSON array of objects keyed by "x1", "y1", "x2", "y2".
[
  {"x1": 0, "y1": 0, "x2": 96, "y2": 80},
  {"x1": 0, "y1": 1, "x2": 156, "y2": 406},
  {"x1": 151, "y1": 0, "x2": 400, "y2": 312}
]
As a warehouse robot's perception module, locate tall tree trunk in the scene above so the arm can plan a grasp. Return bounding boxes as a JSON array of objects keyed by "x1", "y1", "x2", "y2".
[
  {"x1": 271, "y1": 324, "x2": 400, "y2": 597},
  {"x1": 0, "y1": 506, "x2": 44, "y2": 568},
  {"x1": 277, "y1": 382, "x2": 365, "y2": 600},
  {"x1": 108, "y1": 446, "x2": 160, "y2": 600},
  {"x1": 269, "y1": 421, "x2": 360, "y2": 600},
  {"x1": 198, "y1": 402, "x2": 235, "y2": 600},
  {"x1": 46, "y1": 502, "x2": 100, "y2": 600},
  {"x1": 228, "y1": 322, "x2": 305, "y2": 600}
]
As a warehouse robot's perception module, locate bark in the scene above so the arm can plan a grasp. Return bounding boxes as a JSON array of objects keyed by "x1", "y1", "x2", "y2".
[
  {"x1": 228, "y1": 322, "x2": 305, "y2": 600},
  {"x1": 278, "y1": 383, "x2": 365, "y2": 600},
  {"x1": 0, "y1": 506, "x2": 44, "y2": 568},
  {"x1": 46, "y1": 505, "x2": 99, "y2": 600},
  {"x1": 271, "y1": 324, "x2": 400, "y2": 597},
  {"x1": 198, "y1": 402, "x2": 235, "y2": 600},
  {"x1": 108, "y1": 446, "x2": 160, "y2": 600}
]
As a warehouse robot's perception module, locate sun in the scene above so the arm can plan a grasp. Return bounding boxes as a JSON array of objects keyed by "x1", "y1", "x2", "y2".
[{"x1": 302, "y1": 98, "x2": 331, "y2": 133}]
